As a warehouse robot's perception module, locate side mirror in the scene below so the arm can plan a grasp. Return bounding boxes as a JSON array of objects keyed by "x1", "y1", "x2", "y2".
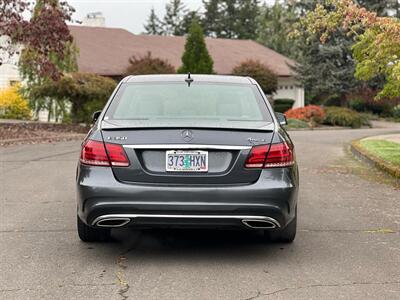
[
  {"x1": 92, "y1": 111, "x2": 101, "y2": 123},
  {"x1": 275, "y1": 112, "x2": 287, "y2": 126}
]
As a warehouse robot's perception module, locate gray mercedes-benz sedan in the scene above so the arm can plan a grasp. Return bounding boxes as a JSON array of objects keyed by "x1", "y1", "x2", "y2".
[{"x1": 76, "y1": 74, "x2": 299, "y2": 243}]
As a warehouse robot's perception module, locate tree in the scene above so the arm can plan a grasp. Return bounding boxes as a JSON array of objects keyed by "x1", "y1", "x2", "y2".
[
  {"x1": 143, "y1": 8, "x2": 163, "y2": 35},
  {"x1": 356, "y1": 0, "x2": 399, "y2": 17},
  {"x1": 284, "y1": 0, "x2": 395, "y2": 103},
  {"x1": 125, "y1": 52, "x2": 175, "y2": 75},
  {"x1": 17, "y1": 0, "x2": 77, "y2": 121},
  {"x1": 0, "y1": 0, "x2": 75, "y2": 80},
  {"x1": 177, "y1": 21, "x2": 214, "y2": 74},
  {"x1": 202, "y1": 0, "x2": 260, "y2": 39},
  {"x1": 257, "y1": 1, "x2": 299, "y2": 58},
  {"x1": 0, "y1": 0, "x2": 29, "y2": 65},
  {"x1": 292, "y1": 32, "x2": 361, "y2": 104},
  {"x1": 144, "y1": 1, "x2": 196, "y2": 36},
  {"x1": 30, "y1": 73, "x2": 117, "y2": 124},
  {"x1": 295, "y1": 0, "x2": 400, "y2": 99},
  {"x1": 202, "y1": 0, "x2": 221, "y2": 37},
  {"x1": 235, "y1": 0, "x2": 261, "y2": 39},
  {"x1": 231, "y1": 59, "x2": 278, "y2": 95},
  {"x1": 162, "y1": 0, "x2": 187, "y2": 36},
  {"x1": 180, "y1": 11, "x2": 202, "y2": 35}
]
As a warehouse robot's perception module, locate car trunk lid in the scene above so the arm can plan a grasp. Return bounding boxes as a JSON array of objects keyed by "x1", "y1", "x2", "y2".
[{"x1": 101, "y1": 126, "x2": 274, "y2": 185}]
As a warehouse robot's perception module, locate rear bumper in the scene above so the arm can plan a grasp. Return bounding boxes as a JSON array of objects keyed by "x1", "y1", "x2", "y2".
[{"x1": 76, "y1": 165, "x2": 299, "y2": 230}]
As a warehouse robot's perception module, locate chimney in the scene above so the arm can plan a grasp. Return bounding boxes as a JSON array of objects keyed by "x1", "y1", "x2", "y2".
[{"x1": 82, "y1": 12, "x2": 105, "y2": 27}]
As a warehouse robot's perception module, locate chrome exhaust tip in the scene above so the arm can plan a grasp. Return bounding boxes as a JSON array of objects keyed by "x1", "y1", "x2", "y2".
[
  {"x1": 96, "y1": 218, "x2": 131, "y2": 227},
  {"x1": 242, "y1": 219, "x2": 278, "y2": 229}
]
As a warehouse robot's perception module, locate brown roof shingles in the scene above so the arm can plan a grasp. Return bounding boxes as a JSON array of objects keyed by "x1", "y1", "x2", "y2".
[{"x1": 69, "y1": 25, "x2": 295, "y2": 77}]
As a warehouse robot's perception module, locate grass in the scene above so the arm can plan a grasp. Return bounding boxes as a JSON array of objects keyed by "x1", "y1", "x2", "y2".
[
  {"x1": 322, "y1": 146, "x2": 400, "y2": 189},
  {"x1": 359, "y1": 139, "x2": 400, "y2": 166}
]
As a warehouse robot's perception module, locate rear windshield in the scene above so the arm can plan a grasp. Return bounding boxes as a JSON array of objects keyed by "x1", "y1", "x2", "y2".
[{"x1": 104, "y1": 82, "x2": 272, "y2": 124}]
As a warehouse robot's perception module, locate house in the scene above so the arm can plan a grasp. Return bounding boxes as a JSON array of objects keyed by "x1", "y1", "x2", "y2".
[
  {"x1": 70, "y1": 25, "x2": 304, "y2": 108},
  {"x1": 0, "y1": 21, "x2": 304, "y2": 121}
]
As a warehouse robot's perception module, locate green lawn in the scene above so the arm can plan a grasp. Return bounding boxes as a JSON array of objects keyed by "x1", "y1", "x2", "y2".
[{"x1": 360, "y1": 139, "x2": 400, "y2": 166}]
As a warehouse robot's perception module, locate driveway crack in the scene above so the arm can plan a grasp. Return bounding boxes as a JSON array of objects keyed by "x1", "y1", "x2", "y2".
[
  {"x1": 115, "y1": 232, "x2": 144, "y2": 300},
  {"x1": 242, "y1": 281, "x2": 400, "y2": 300}
]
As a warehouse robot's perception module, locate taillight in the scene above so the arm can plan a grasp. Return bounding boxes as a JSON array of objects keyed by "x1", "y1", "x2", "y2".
[
  {"x1": 245, "y1": 145, "x2": 269, "y2": 168},
  {"x1": 264, "y1": 143, "x2": 294, "y2": 168},
  {"x1": 104, "y1": 143, "x2": 130, "y2": 167},
  {"x1": 80, "y1": 140, "x2": 129, "y2": 167},
  {"x1": 80, "y1": 140, "x2": 110, "y2": 166},
  {"x1": 245, "y1": 142, "x2": 294, "y2": 169}
]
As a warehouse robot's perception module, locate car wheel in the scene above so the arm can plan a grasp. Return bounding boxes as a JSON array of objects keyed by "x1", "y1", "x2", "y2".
[
  {"x1": 77, "y1": 216, "x2": 111, "y2": 242},
  {"x1": 265, "y1": 209, "x2": 297, "y2": 243}
]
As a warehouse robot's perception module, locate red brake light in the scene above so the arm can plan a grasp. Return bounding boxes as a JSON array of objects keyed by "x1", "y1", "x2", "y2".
[
  {"x1": 245, "y1": 142, "x2": 294, "y2": 169},
  {"x1": 80, "y1": 140, "x2": 129, "y2": 167},
  {"x1": 80, "y1": 140, "x2": 110, "y2": 166},
  {"x1": 245, "y1": 145, "x2": 269, "y2": 168},
  {"x1": 264, "y1": 142, "x2": 294, "y2": 168},
  {"x1": 105, "y1": 143, "x2": 130, "y2": 167}
]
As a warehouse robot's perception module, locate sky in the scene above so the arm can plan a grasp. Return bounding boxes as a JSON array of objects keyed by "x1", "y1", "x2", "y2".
[{"x1": 67, "y1": 0, "x2": 275, "y2": 34}]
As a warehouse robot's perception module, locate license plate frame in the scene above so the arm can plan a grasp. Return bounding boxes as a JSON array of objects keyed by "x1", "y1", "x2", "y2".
[{"x1": 166, "y1": 150, "x2": 208, "y2": 172}]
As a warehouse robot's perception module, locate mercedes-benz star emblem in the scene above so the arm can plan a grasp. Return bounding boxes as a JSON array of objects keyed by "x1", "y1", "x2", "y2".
[{"x1": 181, "y1": 129, "x2": 193, "y2": 142}]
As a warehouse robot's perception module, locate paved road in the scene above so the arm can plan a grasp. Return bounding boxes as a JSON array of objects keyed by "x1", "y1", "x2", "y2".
[{"x1": 1, "y1": 127, "x2": 400, "y2": 300}]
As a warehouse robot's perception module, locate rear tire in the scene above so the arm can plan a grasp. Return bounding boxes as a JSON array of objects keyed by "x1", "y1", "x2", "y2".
[
  {"x1": 265, "y1": 210, "x2": 297, "y2": 243},
  {"x1": 77, "y1": 216, "x2": 111, "y2": 242}
]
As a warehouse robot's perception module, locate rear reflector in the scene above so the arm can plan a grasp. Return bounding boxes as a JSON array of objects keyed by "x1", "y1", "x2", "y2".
[
  {"x1": 80, "y1": 140, "x2": 129, "y2": 167},
  {"x1": 245, "y1": 142, "x2": 294, "y2": 169}
]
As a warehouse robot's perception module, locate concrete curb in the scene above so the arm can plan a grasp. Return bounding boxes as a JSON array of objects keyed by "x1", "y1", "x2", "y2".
[
  {"x1": 0, "y1": 134, "x2": 85, "y2": 147},
  {"x1": 350, "y1": 140, "x2": 400, "y2": 179}
]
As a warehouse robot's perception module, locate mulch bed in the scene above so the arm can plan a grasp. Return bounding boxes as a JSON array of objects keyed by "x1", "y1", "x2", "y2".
[{"x1": 0, "y1": 121, "x2": 89, "y2": 146}]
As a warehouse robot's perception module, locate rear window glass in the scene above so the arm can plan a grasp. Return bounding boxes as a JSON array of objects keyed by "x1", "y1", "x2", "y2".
[{"x1": 105, "y1": 82, "x2": 272, "y2": 123}]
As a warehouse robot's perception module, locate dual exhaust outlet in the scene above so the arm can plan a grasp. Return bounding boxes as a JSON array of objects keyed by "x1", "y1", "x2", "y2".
[{"x1": 93, "y1": 215, "x2": 280, "y2": 229}]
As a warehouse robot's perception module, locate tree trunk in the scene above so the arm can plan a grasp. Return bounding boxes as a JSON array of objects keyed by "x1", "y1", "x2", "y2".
[{"x1": 71, "y1": 101, "x2": 82, "y2": 124}]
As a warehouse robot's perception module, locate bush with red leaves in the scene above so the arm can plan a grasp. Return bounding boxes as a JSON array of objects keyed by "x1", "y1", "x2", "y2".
[{"x1": 285, "y1": 105, "x2": 326, "y2": 124}]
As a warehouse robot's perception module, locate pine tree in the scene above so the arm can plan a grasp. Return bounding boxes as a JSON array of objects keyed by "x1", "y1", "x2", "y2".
[
  {"x1": 356, "y1": 0, "x2": 399, "y2": 17},
  {"x1": 179, "y1": 11, "x2": 201, "y2": 36},
  {"x1": 257, "y1": 2, "x2": 299, "y2": 58},
  {"x1": 202, "y1": 0, "x2": 221, "y2": 37},
  {"x1": 202, "y1": 0, "x2": 260, "y2": 39},
  {"x1": 235, "y1": 0, "x2": 260, "y2": 39},
  {"x1": 162, "y1": 0, "x2": 187, "y2": 36},
  {"x1": 177, "y1": 21, "x2": 214, "y2": 74},
  {"x1": 143, "y1": 8, "x2": 163, "y2": 35},
  {"x1": 292, "y1": 31, "x2": 362, "y2": 104}
]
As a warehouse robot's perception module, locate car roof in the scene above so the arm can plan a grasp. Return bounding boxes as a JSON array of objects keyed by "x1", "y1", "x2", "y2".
[{"x1": 123, "y1": 74, "x2": 256, "y2": 84}]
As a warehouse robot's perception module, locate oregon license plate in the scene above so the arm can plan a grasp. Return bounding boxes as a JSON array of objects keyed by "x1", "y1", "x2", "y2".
[{"x1": 166, "y1": 150, "x2": 208, "y2": 172}]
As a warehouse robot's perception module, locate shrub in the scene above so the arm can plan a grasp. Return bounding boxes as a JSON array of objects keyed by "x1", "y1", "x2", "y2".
[
  {"x1": 347, "y1": 88, "x2": 400, "y2": 117},
  {"x1": 125, "y1": 51, "x2": 175, "y2": 75},
  {"x1": 31, "y1": 73, "x2": 117, "y2": 124},
  {"x1": 232, "y1": 59, "x2": 277, "y2": 95},
  {"x1": 274, "y1": 98, "x2": 295, "y2": 113},
  {"x1": 323, "y1": 106, "x2": 370, "y2": 128},
  {"x1": 284, "y1": 105, "x2": 325, "y2": 125},
  {"x1": 392, "y1": 104, "x2": 400, "y2": 120},
  {"x1": 0, "y1": 84, "x2": 31, "y2": 120},
  {"x1": 286, "y1": 118, "x2": 309, "y2": 129},
  {"x1": 348, "y1": 97, "x2": 394, "y2": 116}
]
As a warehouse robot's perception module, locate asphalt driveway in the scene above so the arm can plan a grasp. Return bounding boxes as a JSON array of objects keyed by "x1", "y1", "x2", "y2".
[{"x1": 1, "y1": 127, "x2": 399, "y2": 299}]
